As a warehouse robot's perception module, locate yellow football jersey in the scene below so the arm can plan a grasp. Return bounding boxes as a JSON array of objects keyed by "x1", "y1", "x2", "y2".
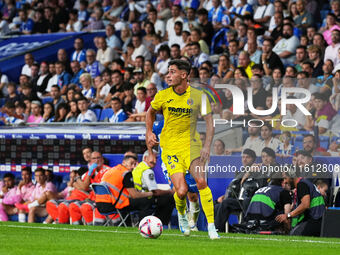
[{"x1": 151, "y1": 85, "x2": 211, "y2": 153}]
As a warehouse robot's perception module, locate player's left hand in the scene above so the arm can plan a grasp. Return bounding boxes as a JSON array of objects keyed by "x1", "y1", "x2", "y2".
[{"x1": 200, "y1": 146, "x2": 210, "y2": 163}]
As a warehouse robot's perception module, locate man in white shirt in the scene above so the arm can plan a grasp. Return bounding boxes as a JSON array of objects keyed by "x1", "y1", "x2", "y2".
[
  {"x1": 21, "y1": 53, "x2": 35, "y2": 77},
  {"x1": 131, "y1": 34, "x2": 151, "y2": 61},
  {"x1": 148, "y1": 8, "x2": 165, "y2": 37},
  {"x1": 254, "y1": 0, "x2": 274, "y2": 28},
  {"x1": 191, "y1": 42, "x2": 209, "y2": 68},
  {"x1": 96, "y1": 36, "x2": 118, "y2": 68},
  {"x1": 259, "y1": 123, "x2": 282, "y2": 154},
  {"x1": 324, "y1": 29, "x2": 340, "y2": 65},
  {"x1": 273, "y1": 23, "x2": 299, "y2": 66},
  {"x1": 166, "y1": 5, "x2": 184, "y2": 40},
  {"x1": 76, "y1": 97, "x2": 97, "y2": 123},
  {"x1": 168, "y1": 21, "x2": 185, "y2": 49},
  {"x1": 105, "y1": 24, "x2": 122, "y2": 51}
]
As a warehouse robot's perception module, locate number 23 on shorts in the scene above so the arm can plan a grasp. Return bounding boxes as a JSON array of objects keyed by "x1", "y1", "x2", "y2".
[{"x1": 167, "y1": 155, "x2": 179, "y2": 165}]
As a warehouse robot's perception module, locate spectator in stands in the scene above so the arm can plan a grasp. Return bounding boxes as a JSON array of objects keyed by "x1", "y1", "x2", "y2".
[
  {"x1": 294, "y1": 0, "x2": 313, "y2": 30},
  {"x1": 305, "y1": 92, "x2": 337, "y2": 135},
  {"x1": 46, "y1": 61, "x2": 71, "y2": 95},
  {"x1": 273, "y1": 23, "x2": 300, "y2": 66},
  {"x1": 155, "y1": 45, "x2": 171, "y2": 78},
  {"x1": 191, "y1": 42, "x2": 209, "y2": 68},
  {"x1": 42, "y1": 102, "x2": 55, "y2": 123},
  {"x1": 77, "y1": 0, "x2": 90, "y2": 24},
  {"x1": 34, "y1": 62, "x2": 51, "y2": 97},
  {"x1": 70, "y1": 61, "x2": 85, "y2": 88},
  {"x1": 50, "y1": 85, "x2": 66, "y2": 110},
  {"x1": 282, "y1": 96, "x2": 307, "y2": 131},
  {"x1": 126, "y1": 87, "x2": 147, "y2": 122},
  {"x1": 85, "y1": 49, "x2": 104, "y2": 78},
  {"x1": 148, "y1": 8, "x2": 165, "y2": 38},
  {"x1": 21, "y1": 53, "x2": 35, "y2": 77},
  {"x1": 212, "y1": 139, "x2": 225, "y2": 156},
  {"x1": 104, "y1": 70, "x2": 125, "y2": 106},
  {"x1": 27, "y1": 100, "x2": 43, "y2": 123},
  {"x1": 93, "y1": 69, "x2": 111, "y2": 108},
  {"x1": 316, "y1": 60, "x2": 334, "y2": 96},
  {"x1": 83, "y1": 6, "x2": 104, "y2": 31},
  {"x1": 132, "y1": 68, "x2": 150, "y2": 96},
  {"x1": 322, "y1": 13, "x2": 340, "y2": 46},
  {"x1": 76, "y1": 97, "x2": 97, "y2": 123},
  {"x1": 307, "y1": 45, "x2": 323, "y2": 78},
  {"x1": 54, "y1": 102, "x2": 69, "y2": 122},
  {"x1": 108, "y1": 97, "x2": 128, "y2": 123},
  {"x1": 302, "y1": 134, "x2": 329, "y2": 156},
  {"x1": 105, "y1": 24, "x2": 121, "y2": 51},
  {"x1": 80, "y1": 73, "x2": 96, "y2": 104},
  {"x1": 238, "y1": 51, "x2": 254, "y2": 79},
  {"x1": 18, "y1": 9, "x2": 34, "y2": 35},
  {"x1": 295, "y1": 46, "x2": 308, "y2": 72},
  {"x1": 260, "y1": 122, "x2": 282, "y2": 154},
  {"x1": 258, "y1": 39, "x2": 284, "y2": 77},
  {"x1": 71, "y1": 38, "x2": 86, "y2": 64},
  {"x1": 122, "y1": 83, "x2": 136, "y2": 114},
  {"x1": 131, "y1": 34, "x2": 151, "y2": 62},
  {"x1": 226, "y1": 125, "x2": 262, "y2": 156},
  {"x1": 44, "y1": 7, "x2": 59, "y2": 33},
  {"x1": 57, "y1": 49, "x2": 71, "y2": 74},
  {"x1": 96, "y1": 36, "x2": 118, "y2": 68},
  {"x1": 65, "y1": 100, "x2": 80, "y2": 122},
  {"x1": 4, "y1": 82, "x2": 19, "y2": 105},
  {"x1": 66, "y1": 9, "x2": 83, "y2": 32},
  {"x1": 144, "y1": 60, "x2": 162, "y2": 91},
  {"x1": 32, "y1": 9, "x2": 48, "y2": 34},
  {"x1": 324, "y1": 29, "x2": 340, "y2": 66}
]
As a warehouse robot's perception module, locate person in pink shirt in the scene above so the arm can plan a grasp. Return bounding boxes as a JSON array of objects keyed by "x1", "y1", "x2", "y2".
[
  {"x1": 0, "y1": 173, "x2": 18, "y2": 221},
  {"x1": 322, "y1": 13, "x2": 340, "y2": 46},
  {"x1": 27, "y1": 100, "x2": 44, "y2": 123},
  {"x1": 15, "y1": 168, "x2": 57, "y2": 223}
]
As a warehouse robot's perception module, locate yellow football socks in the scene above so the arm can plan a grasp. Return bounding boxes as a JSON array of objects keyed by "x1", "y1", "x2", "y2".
[
  {"x1": 199, "y1": 186, "x2": 214, "y2": 223},
  {"x1": 174, "y1": 192, "x2": 187, "y2": 215}
]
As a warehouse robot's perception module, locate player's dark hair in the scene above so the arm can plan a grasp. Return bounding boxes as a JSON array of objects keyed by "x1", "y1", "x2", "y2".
[{"x1": 168, "y1": 59, "x2": 191, "y2": 75}]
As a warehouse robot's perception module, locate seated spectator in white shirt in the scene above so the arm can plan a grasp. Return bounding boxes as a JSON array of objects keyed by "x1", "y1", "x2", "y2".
[
  {"x1": 76, "y1": 96, "x2": 97, "y2": 122},
  {"x1": 131, "y1": 34, "x2": 151, "y2": 61},
  {"x1": 273, "y1": 23, "x2": 299, "y2": 66},
  {"x1": 105, "y1": 24, "x2": 122, "y2": 51},
  {"x1": 109, "y1": 97, "x2": 128, "y2": 123},
  {"x1": 155, "y1": 45, "x2": 171, "y2": 77},
  {"x1": 21, "y1": 53, "x2": 35, "y2": 77},
  {"x1": 168, "y1": 21, "x2": 185, "y2": 49},
  {"x1": 191, "y1": 42, "x2": 209, "y2": 68},
  {"x1": 96, "y1": 36, "x2": 118, "y2": 68},
  {"x1": 126, "y1": 87, "x2": 147, "y2": 122}
]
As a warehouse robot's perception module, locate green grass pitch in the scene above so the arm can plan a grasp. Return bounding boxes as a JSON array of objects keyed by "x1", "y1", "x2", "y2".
[{"x1": 1, "y1": 222, "x2": 340, "y2": 255}]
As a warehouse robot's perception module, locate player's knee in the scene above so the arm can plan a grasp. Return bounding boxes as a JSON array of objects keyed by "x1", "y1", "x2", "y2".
[
  {"x1": 195, "y1": 178, "x2": 207, "y2": 190},
  {"x1": 176, "y1": 187, "x2": 188, "y2": 199}
]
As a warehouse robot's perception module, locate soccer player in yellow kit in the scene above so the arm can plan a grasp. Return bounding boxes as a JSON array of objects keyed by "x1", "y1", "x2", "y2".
[{"x1": 146, "y1": 59, "x2": 219, "y2": 239}]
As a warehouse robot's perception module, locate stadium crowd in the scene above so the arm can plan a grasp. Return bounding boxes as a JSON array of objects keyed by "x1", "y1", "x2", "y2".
[{"x1": 0, "y1": 0, "x2": 339, "y2": 237}]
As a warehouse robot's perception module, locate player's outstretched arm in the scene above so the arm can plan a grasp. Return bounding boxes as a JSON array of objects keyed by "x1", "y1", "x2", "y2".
[
  {"x1": 201, "y1": 113, "x2": 214, "y2": 162},
  {"x1": 145, "y1": 107, "x2": 159, "y2": 153}
]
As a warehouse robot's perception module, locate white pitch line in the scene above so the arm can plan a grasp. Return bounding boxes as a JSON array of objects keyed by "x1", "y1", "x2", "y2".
[{"x1": 1, "y1": 224, "x2": 340, "y2": 245}]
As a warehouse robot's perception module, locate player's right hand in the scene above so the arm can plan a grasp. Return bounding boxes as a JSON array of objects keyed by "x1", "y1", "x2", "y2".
[{"x1": 146, "y1": 132, "x2": 159, "y2": 148}]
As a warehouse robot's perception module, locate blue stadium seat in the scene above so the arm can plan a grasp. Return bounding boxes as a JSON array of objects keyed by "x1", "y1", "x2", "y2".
[
  {"x1": 42, "y1": 97, "x2": 53, "y2": 104},
  {"x1": 320, "y1": 10, "x2": 329, "y2": 21},
  {"x1": 293, "y1": 136, "x2": 304, "y2": 151},
  {"x1": 92, "y1": 108, "x2": 102, "y2": 120},
  {"x1": 319, "y1": 136, "x2": 330, "y2": 150},
  {"x1": 100, "y1": 108, "x2": 113, "y2": 121},
  {"x1": 0, "y1": 98, "x2": 6, "y2": 107}
]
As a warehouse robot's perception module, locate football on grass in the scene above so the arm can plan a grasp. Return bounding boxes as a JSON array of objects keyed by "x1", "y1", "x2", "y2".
[{"x1": 139, "y1": 216, "x2": 163, "y2": 239}]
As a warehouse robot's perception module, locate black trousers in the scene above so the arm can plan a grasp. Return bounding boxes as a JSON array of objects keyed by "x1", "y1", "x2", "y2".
[
  {"x1": 214, "y1": 198, "x2": 251, "y2": 232},
  {"x1": 96, "y1": 194, "x2": 175, "y2": 225},
  {"x1": 290, "y1": 218, "x2": 322, "y2": 237}
]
